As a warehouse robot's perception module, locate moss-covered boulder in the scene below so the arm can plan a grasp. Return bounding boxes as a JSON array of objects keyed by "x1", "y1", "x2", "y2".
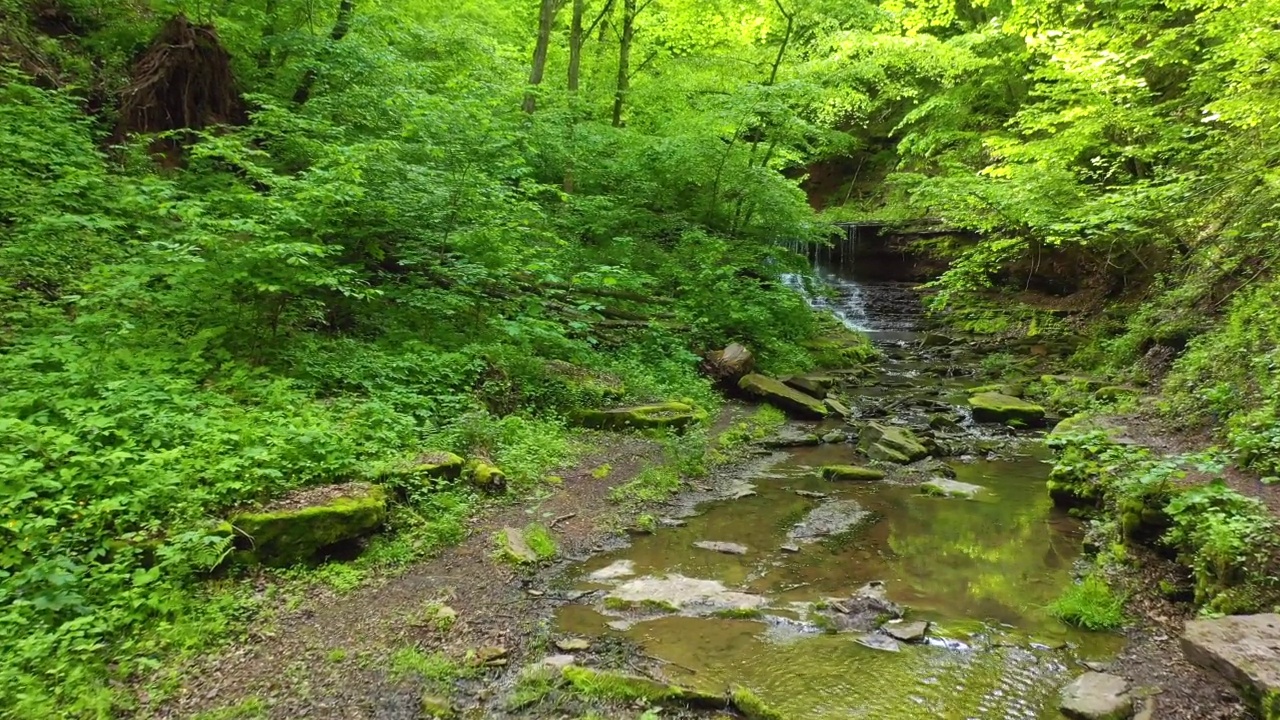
[
  {"x1": 858, "y1": 422, "x2": 928, "y2": 463},
  {"x1": 801, "y1": 331, "x2": 876, "y2": 368},
  {"x1": 781, "y1": 374, "x2": 836, "y2": 399},
  {"x1": 822, "y1": 465, "x2": 886, "y2": 482},
  {"x1": 574, "y1": 401, "x2": 706, "y2": 431},
  {"x1": 229, "y1": 483, "x2": 388, "y2": 566},
  {"x1": 738, "y1": 374, "x2": 828, "y2": 419},
  {"x1": 969, "y1": 392, "x2": 1046, "y2": 426},
  {"x1": 467, "y1": 459, "x2": 507, "y2": 493}
]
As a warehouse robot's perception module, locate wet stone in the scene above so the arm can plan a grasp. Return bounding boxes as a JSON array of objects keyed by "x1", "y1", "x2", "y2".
[
  {"x1": 538, "y1": 654, "x2": 576, "y2": 670},
  {"x1": 921, "y1": 478, "x2": 985, "y2": 499},
  {"x1": 787, "y1": 500, "x2": 870, "y2": 543},
  {"x1": 555, "y1": 637, "x2": 591, "y2": 651},
  {"x1": 762, "y1": 427, "x2": 822, "y2": 448},
  {"x1": 1059, "y1": 672, "x2": 1132, "y2": 720},
  {"x1": 883, "y1": 620, "x2": 930, "y2": 643},
  {"x1": 857, "y1": 633, "x2": 902, "y2": 653},
  {"x1": 817, "y1": 581, "x2": 904, "y2": 633},
  {"x1": 694, "y1": 541, "x2": 749, "y2": 555},
  {"x1": 821, "y1": 430, "x2": 847, "y2": 443},
  {"x1": 794, "y1": 489, "x2": 828, "y2": 499}
]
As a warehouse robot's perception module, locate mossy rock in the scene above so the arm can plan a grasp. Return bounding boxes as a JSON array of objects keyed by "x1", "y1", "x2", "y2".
[
  {"x1": 1119, "y1": 495, "x2": 1171, "y2": 542},
  {"x1": 857, "y1": 422, "x2": 928, "y2": 463},
  {"x1": 229, "y1": 483, "x2": 388, "y2": 566},
  {"x1": 560, "y1": 666, "x2": 727, "y2": 709},
  {"x1": 466, "y1": 459, "x2": 507, "y2": 493},
  {"x1": 1094, "y1": 386, "x2": 1136, "y2": 402},
  {"x1": 574, "y1": 401, "x2": 706, "y2": 431},
  {"x1": 738, "y1": 374, "x2": 828, "y2": 419},
  {"x1": 968, "y1": 392, "x2": 1046, "y2": 427},
  {"x1": 822, "y1": 465, "x2": 885, "y2": 482},
  {"x1": 781, "y1": 374, "x2": 836, "y2": 398},
  {"x1": 420, "y1": 694, "x2": 456, "y2": 719},
  {"x1": 544, "y1": 360, "x2": 627, "y2": 403},
  {"x1": 801, "y1": 332, "x2": 876, "y2": 368},
  {"x1": 374, "y1": 451, "x2": 466, "y2": 491},
  {"x1": 1040, "y1": 374, "x2": 1106, "y2": 392},
  {"x1": 921, "y1": 478, "x2": 984, "y2": 499}
]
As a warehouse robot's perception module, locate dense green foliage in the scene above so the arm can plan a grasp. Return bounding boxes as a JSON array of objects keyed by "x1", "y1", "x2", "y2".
[
  {"x1": 0, "y1": 0, "x2": 842, "y2": 714},
  {"x1": 5, "y1": 0, "x2": 1280, "y2": 714}
]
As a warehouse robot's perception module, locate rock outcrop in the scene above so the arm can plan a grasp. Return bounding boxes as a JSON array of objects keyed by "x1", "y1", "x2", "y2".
[{"x1": 1182, "y1": 614, "x2": 1280, "y2": 714}]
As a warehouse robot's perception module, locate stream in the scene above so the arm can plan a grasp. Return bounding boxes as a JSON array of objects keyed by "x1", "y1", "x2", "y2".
[{"x1": 552, "y1": 262, "x2": 1120, "y2": 718}]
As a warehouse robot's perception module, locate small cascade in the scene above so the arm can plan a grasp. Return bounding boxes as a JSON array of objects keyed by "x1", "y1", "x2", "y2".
[{"x1": 782, "y1": 250, "x2": 920, "y2": 335}]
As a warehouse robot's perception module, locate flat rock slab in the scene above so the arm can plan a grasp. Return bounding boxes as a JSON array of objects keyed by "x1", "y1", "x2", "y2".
[
  {"x1": 795, "y1": 489, "x2": 828, "y2": 499},
  {"x1": 739, "y1": 373, "x2": 828, "y2": 419},
  {"x1": 1059, "y1": 672, "x2": 1132, "y2": 720},
  {"x1": 921, "y1": 478, "x2": 985, "y2": 499},
  {"x1": 555, "y1": 638, "x2": 591, "y2": 651},
  {"x1": 822, "y1": 464, "x2": 885, "y2": 482},
  {"x1": 1182, "y1": 613, "x2": 1280, "y2": 699},
  {"x1": 574, "y1": 402, "x2": 706, "y2": 430},
  {"x1": 787, "y1": 500, "x2": 870, "y2": 543},
  {"x1": 588, "y1": 559, "x2": 636, "y2": 580},
  {"x1": 857, "y1": 633, "x2": 901, "y2": 653},
  {"x1": 883, "y1": 620, "x2": 930, "y2": 643},
  {"x1": 608, "y1": 575, "x2": 767, "y2": 613},
  {"x1": 694, "y1": 541, "x2": 749, "y2": 555},
  {"x1": 762, "y1": 427, "x2": 822, "y2": 448}
]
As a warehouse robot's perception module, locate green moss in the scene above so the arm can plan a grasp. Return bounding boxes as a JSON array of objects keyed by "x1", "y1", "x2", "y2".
[
  {"x1": 507, "y1": 665, "x2": 560, "y2": 711},
  {"x1": 800, "y1": 331, "x2": 877, "y2": 368},
  {"x1": 466, "y1": 459, "x2": 507, "y2": 493},
  {"x1": 574, "y1": 402, "x2": 707, "y2": 431},
  {"x1": 821, "y1": 465, "x2": 885, "y2": 482},
  {"x1": 560, "y1": 666, "x2": 724, "y2": 707},
  {"x1": 969, "y1": 392, "x2": 1046, "y2": 426},
  {"x1": 389, "y1": 647, "x2": 477, "y2": 686},
  {"x1": 732, "y1": 686, "x2": 787, "y2": 720},
  {"x1": 229, "y1": 484, "x2": 388, "y2": 566},
  {"x1": 522, "y1": 523, "x2": 558, "y2": 560},
  {"x1": 713, "y1": 607, "x2": 764, "y2": 620},
  {"x1": 602, "y1": 596, "x2": 633, "y2": 611}
]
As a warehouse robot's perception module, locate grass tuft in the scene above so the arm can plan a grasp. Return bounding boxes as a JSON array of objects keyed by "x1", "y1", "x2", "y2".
[{"x1": 1048, "y1": 574, "x2": 1127, "y2": 630}]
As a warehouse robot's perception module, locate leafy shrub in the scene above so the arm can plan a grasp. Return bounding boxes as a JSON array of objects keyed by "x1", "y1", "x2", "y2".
[{"x1": 1164, "y1": 481, "x2": 1277, "y2": 613}]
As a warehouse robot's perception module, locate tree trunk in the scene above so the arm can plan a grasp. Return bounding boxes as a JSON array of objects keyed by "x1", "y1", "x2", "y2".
[
  {"x1": 568, "y1": 0, "x2": 584, "y2": 93},
  {"x1": 611, "y1": 0, "x2": 635, "y2": 127},
  {"x1": 257, "y1": 0, "x2": 278, "y2": 69},
  {"x1": 523, "y1": 0, "x2": 561, "y2": 114},
  {"x1": 563, "y1": 0, "x2": 585, "y2": 192},
  {"x1": 293, "y1": 0, "x2": 356, "y2": 105}
]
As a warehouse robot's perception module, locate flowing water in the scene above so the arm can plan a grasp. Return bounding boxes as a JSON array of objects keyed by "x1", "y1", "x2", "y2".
[{"x1": 553, "y1": 263, "x2": 1120, "y2": 718}]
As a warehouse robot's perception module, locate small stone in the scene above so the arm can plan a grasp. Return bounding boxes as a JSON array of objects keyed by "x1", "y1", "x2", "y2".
[
  {"x1": 420, "y1": 693, "x2": 456, "y2": 719},
  {"x1": 856, "y1": 633, "x2": 901, "y2": 652},
  {"x1": 555, "y1": 637, "x2": 591, "y2": 652},
  {"x1": 883, "y1": 620, "x2": 930, "y2": 643},
  {"x1": 795, "y1": 490, "x2": 828, "y2": 499},
  {"x1": 693, "y1": 541, "x2": 749, "y2": 555},
  {"x1": 780, "y1": 544, "x2": 801, "y2": 553},
  {"x1": 1082, "y1": 660, "x2": 1112, "y2": 673},
  {"x1": 1059, "y1": 672, "x2": 1132, "y2": 720},
  {"x1": 539, "y1": 654, "x2": 576, "y2": 670},
  {"x1": 821, "y1": 465, "x2": 886, "y2": 482},
  {"x1": 588, "y1": 560, "x2": 636, "y2": 581},
  {"x1": 821, "y1": 430, "x2": 846, "y2": 444},
  {"x1": 606, "y1": 620, "x2": 631, "y2": 631},
  {"x1": 658, "y1": 517, "x2": 687, "y2": 527},
  {"x1": 920, "y1": 478, "x2": 985, "y2": 499},
  {"x1": 499, "y1": 527, "x2": 539, "y2": 564},
  {"x1": 474, "y1": 646, "x2": 508, "y2": 665},
  {"x1": 526, "y1": 589, "x2": 544, "y2": 597}
]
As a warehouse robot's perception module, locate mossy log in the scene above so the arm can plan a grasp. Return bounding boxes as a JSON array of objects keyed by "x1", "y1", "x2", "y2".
[{"x1": 229, "y1": 483, "x2": 387, "y2": 566}]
